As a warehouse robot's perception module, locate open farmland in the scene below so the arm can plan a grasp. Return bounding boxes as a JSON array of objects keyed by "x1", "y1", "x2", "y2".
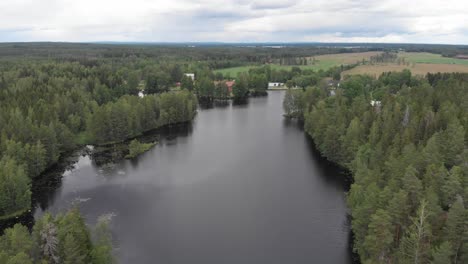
[
  {"x1": 342, "y1": 63, "x2": 468, "y2": 77},
  {"x1": 398, "y1": 52, "x2": 468, "y2": 65},
  {"x1": 309, "y1": 51, "x2": 382, "y2": 64},
  {"x1": 214, "y1": 51, "x2": 382, "y2": 76},
  {"x1": 214, "y1": 65, "x2": 257, "y2": 76}
]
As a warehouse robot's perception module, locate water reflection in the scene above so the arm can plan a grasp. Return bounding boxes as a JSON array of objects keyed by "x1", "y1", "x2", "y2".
[
  {"x1": 213, "y1": 100, "x2": 230, "y2": 108},
  {"x1": 232, "y1": 98, "x2": 249, "y2": 106},
  {"x1": 2, "y1": 91, "x2": 355, "y2": 264}
]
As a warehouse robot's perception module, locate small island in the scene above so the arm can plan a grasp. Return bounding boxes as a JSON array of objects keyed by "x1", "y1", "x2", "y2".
[{"x1": 125, "y1": 139, "x2": 157, "y2": 159}]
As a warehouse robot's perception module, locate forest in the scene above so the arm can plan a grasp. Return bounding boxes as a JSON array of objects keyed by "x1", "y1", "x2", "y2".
[
  {"x1": 0, "y1": 46, "x2": 205, "y2": 263},
  {"x1": 0, "y1": 43, "x2": 330, "y2": 236},
  {"x1": 284, "y1": 71, "x2": 468, "y2": 263},
  {"x1": 0, "y1": 44, "x2": 352, "y2": 221},
  {"x1": 0, "y1": 59, "x2": 198, "y2": 220},
  {"x1": 0, "y1": 207, "x2": 113, "y2": 264},
  {"x1": 1, "y1": 43, "x2": 467, "y2": 263}
]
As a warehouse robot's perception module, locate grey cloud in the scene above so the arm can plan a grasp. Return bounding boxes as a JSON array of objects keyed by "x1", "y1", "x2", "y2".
[
  {"x1": 0, "y1": 0, "x2": 467, "y2": 43},
  {"x1": 250, "y1": 0, "x2": 299, "y2": 10}
]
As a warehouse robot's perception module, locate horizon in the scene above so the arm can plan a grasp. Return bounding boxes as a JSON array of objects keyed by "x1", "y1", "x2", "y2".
[{"x1": 0, "y1": 41, "x2": 467, "y2": 46}]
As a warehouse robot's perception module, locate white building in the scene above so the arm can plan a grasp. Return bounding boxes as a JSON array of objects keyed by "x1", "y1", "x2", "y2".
[
  {"x1": 268, "y1": 82, "x2": 284, "y2": 88},
  {"x1": 185, "y1": 73, "x2": 195, "y2": 81}
]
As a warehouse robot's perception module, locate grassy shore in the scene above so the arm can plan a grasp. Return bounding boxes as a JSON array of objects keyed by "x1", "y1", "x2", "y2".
[
  {"x1": 125, "y1": 140, "x2": 157, "y2": 159},
  {"x1": 0, "y1": 208, "x2": 29, "y2": 220}
]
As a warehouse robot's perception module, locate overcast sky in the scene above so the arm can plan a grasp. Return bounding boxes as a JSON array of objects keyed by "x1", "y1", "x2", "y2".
[{"x1": 1, "y1": 0, "x2": 467, "y2": 44}]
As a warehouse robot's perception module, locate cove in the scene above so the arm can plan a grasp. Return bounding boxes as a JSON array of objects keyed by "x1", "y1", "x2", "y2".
[{"x1": 30, "y1": 91, "x2": 354, "y2": 263}]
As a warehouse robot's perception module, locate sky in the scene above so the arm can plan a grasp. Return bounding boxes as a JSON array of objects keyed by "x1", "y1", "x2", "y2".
[{"x1": 0, "y1": 0, "x2": 467, "y2": 44}]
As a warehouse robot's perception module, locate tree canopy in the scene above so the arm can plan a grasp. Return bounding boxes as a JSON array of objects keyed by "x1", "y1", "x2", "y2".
[
  {"x1": 0, "y1": 208, "x2": 114, "y2": 264},
  {"x1": 287, "y1": 71, "x2": 468, "y2": 263}
]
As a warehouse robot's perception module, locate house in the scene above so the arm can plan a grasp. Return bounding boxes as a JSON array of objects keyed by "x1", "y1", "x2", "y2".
[
  {"x1": 328, "y1": 80, "x2": 340, "y2": 87},
  {"x1": 323, "y1": 77, "x2": 340, "y2": 87},
  {"x1": 268, "y1": 82, "x2": 285, "y2": 88},
  {"x1": 370, "y1": 100, "x2": 382, "y2": 112},
  {"x1": 214, "y1": 80, "x2": 236, "y2": 93},
  {"x1": 184, "y1": 73, "x2": 195, "y2": 81},
  {"x1": 175, "y1": 82, "x2": 181, "y2": 87},
  {"x1": 225, "y1": 80, "x2": 235, "y2": 92}
]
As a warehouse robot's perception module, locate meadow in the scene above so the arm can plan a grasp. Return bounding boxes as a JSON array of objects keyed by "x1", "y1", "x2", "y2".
[
  {"x1": 342, "y1": 63, "x2": 468, "y2": 77},
  {"x1": 214, "y1": 51, "x2": 381, "y2": 76},
  {"x1": 342, "y1": 52, "x2": 468, "y2": 77},
  {"x1": 398, "y1": 52, "x2": 468, "y2": 65}
]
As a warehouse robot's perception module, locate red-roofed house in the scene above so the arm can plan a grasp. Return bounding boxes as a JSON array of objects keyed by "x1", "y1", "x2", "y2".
[
  {"x1": 225, "y1": 80, "x2": 235, "y2": 93},
  {"x1": 214, "y1": 80, "x2": 236, "y2": 93}
]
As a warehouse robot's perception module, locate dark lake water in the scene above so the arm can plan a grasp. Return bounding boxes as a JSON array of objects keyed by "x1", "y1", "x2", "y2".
[{"x1": 27, "y1": 91, "x2": 353, "y2": 263}]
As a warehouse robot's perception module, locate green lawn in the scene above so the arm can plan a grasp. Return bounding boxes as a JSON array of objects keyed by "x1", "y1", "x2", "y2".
[
  {"x1": 215, "y1": 52, "x2": 468, "y2": 77},
  {"x1": 214, "y1": 61, "x2": 339, "y2": 77},
  {"x1": 398, "y1": 52, "x2": 468, "y2": 65},
  {"x1": 214, "y1": 66, "x2": 258, "y2": 76},
  {"x1": 214, "y1": 52, "x2": 384, "y2": 77}
]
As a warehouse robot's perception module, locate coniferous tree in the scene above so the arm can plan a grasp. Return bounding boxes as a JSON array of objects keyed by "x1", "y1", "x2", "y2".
[
  {"x1": 0, "y1": 157, "x2": 31, "y2": 218},
  {"x1": 398, "y1": 200, "x2": 432, "y2": 264}
]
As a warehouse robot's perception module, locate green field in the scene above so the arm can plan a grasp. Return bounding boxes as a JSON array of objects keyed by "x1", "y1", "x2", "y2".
[
  {"x1": 215, "y1": 52, "x2": 468, "y2": 77},
  {"x1": 398, "y1": 52, "x2": 468, "y2": 65},
  {"x1": 214, "y1": 51, "x2": 382, "y2": 77},
  {"x1": 214, "y1": 61, "x2": 338, "y2": 76},
  {"x1": 214, "y1": 65, "x2": 257, "y2": 76}
]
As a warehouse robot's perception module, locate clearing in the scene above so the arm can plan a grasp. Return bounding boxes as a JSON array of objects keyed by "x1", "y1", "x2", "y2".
[
  {"x1": 398, "y1": 52, "x2": 468, "y2": 65},
  {"x1": 214, "y1": 51, "x2": 382, "y2": 76},
  {"x1": 342, "y1": 63, "x2": 468, "y2": 77},
  {"x1": 342, "y1": 52, "x2": 468, "y2": 77}
]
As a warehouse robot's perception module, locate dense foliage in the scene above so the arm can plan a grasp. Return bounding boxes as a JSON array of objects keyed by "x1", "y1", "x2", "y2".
[
  {"x1": 87, "y1": 91, "x2": 197, "y2": 144},
  {"x1": 0, "y1": 57, "x2": 197, "y2": 218},
  {"x1": 282, "y1": 89, "x2": 304, "y2": 118},
  {"x1": 1, "y1": 43, "x2": 467, "y2": 262},
  {"x1": 0, "y1": 157, "x2": 31, "y2": 219},
  {"x1": 1, "y1": 43, "x2": 465, "y2": 66},
  {"x1": 287, "y1": 71, "x2": 468, "y2": 263},
  {"x1": 0, "y1": 208, "x2": 114, "y2": 264},
  {"x1": 125, "y1": 139, "x2": 156, "y2": 159},
  {"x1": 0, "y1": 43, "x2": 376, "y2": 68}
]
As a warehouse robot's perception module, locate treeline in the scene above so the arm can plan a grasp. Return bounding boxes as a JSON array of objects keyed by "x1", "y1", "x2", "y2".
[
  {"x1": 0, "y1": 208, "x2": 114, "y2": 264},
  {"x1": 369, "y1": 52, "x2": 398, "y2": 64},
  {"x1": 277, "y1": 57, "x2": 309, "y2": 66},
  {"x1": 285, "y1": 71, "x2": 468, "y2": 263},
  {"x1": 0, "y1": 59, "x2": 198, "y2": 219},
  {"x1": 215, "y1": 64, "x2": 352, "y2": 100},
  {"x1": 192, "y1": 67, "x2": 269, "y2": 101},
  {"x1": 1, "y1": 43, "x2": 465, "y2": 70},
  {"x1": 87, "y1": 91, "x2": 197, "y2": 144},
  {"x1": 0, "y1": 43, "x2": 371, "y2": 68}
]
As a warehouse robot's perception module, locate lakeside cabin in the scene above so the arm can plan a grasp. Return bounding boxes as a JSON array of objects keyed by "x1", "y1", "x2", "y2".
[
  {"x1": 225, "y1": 80, "x2": 235, "y2": 92},
  {"x1": 371, "y1": 100, "x2": 382, "y2": 112},
  {"x1": 184, "y1": 73, "x2": 195, "y2": 81},
  {"x1": 268, "y1": 82, "x2": 285, "y2": 89},
  {"x1": 214, "y1": 80, "x2": 236, "y2": 93}
]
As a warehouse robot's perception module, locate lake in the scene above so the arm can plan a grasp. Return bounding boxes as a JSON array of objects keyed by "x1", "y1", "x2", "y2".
[{"x1": 31, "y1": 91, "x2": 354, "y2": 263}]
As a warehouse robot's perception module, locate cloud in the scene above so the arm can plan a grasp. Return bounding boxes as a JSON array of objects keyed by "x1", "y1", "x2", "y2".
[
  {"x1": 0, "y1": 0, "x2": 466, "y2": 44},
  {"x1": 250, "y1": 0, "x2": 299, "y2": 10}
]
